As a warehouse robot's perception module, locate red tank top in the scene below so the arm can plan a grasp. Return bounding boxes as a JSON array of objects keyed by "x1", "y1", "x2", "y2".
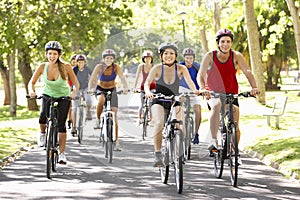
[
  {"x1": 140, "y1": 64, "x2": 156, "y2": 91},
  {"x1": 206, "y1": 50, "x2": 238, "y2": 94}
]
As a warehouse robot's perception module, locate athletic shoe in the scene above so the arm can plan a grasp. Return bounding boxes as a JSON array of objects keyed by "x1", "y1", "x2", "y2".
[
  {"x1": 193, "y1": 133, "x2": 199, "y2": 144},
  {"x1": 114, "y1": 140, "x2": 122, "y2": 151},
  {"x1": 153, "y1": 152, "x2": 163, "y2": 167},
  {"x1": 94, "y1": 119, "x2": 100, "y2": 129},
  {"x1": 207, "y1": 139, "x2": 218, "y2": 151},
  {"x1": 38, "y1": 133, "x2": 46, "y2": 147},
  {"x1": 58, "y1": 153, "x2": 67, "y2": 164},
  {"x1": 71, "y1": 127, "x2": 77, "y2": 137}
]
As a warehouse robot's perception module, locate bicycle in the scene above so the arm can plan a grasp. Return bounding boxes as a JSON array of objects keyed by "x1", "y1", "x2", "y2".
[
  {"x1": 134, "y1": 90, "x2": 151, "y2": 140},
  {"x1": 154, "y1": 93, "x2": 187, "y2": 194},
  {"x1": 92, "y1": 90, "x2": 125, "y2": 163},
  {"x1": 211, "y1": 91, "x2": 255, "y2": 187},
  {"x1": 74, "y1": 90, "x2": 88, "y2": 144},
  {"x1": 26, "y1": 95, "x2": 71, "y2": 179},
  {"x1": 182, "y1": 93, "x2": 195, "y2": 160}
]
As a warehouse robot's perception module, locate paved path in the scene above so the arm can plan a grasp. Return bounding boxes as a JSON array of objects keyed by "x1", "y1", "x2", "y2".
[{"x1": 0, "y1": 94, "x2": 299, "y2": 199}]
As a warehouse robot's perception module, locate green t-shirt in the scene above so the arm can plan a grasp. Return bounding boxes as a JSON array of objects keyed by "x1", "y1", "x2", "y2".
[{"x1": 43, "y1": 63, "x2": 70, "y2": 97}]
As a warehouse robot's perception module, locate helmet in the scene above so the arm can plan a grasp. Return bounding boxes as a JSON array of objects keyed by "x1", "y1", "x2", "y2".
[
  {"x1": 142, "y1": 50, "x2": 153, "y2": 63},
  {"x1": 158, "y1": 42, "x2": 178, "y2": 55},
  {"x1": 216, "y1": 28, "x2": 234, "y2": 42},
  {"x1": 102, "y1": 49, "x2": 116, "y2": 59},
  {"x1": 70, "y1": 54, "x2": 77, "y2": 61},
  {"x1": 75, "y1": 54, "x2": 86, "y2": 61},
  {"x1": 182, "y1": 48, "x2": 195, "y2": 57},
  {"x1": 45, "y1": 41, "x2": 63, "y2": 52}
]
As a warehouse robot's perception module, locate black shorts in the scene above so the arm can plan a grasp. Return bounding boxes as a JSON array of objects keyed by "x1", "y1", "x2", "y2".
[{"x1": 96, "y1": 86, "x2": 118, "y2": 108}]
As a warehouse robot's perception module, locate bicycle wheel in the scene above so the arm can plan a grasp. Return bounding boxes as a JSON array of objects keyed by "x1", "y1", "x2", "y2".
[
  {"x1": 214, "y1": 131, "x2": 225, "y2": 178},
  {"x1": 142, "y1": 107, "x2": 148, "y2": 140},
  {"x1": 173, "y1": 129, "x2": 183, "y2": 194},
  {"x1": 77, "y1": 107, "x2": 83, "y2": 144},
  {"x1": 46, "y1": 126, "x2": 54, "y2": 179},
  {"x1": 105, "y1": 116, "x2": 113, "y2": 163},
  {"x1": 160, "y1": 138, "x2": 169, "y2": 184},
  {"x1": 228, "y1": 123, "x2": 238, "y2": 187},
  {"x1": 185, "y1": 117, "x2": 194, "y2": 160},
  {"x1": 51, "y1": 128, "x2": 58, "y2": 172}
]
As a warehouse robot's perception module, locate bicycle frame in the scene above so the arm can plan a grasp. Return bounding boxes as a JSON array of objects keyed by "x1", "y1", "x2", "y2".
[{"x1": 100, "y1": 91, "x2": 116, "y2": 142}]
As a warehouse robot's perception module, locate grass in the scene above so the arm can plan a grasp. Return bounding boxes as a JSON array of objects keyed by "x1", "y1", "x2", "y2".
[
  {"x1": 0, "y1": 105, "x2": 39, "y2": 161},
  {"x1": 0, "y1": 105, "x2": 40, "y2": 120},
  {"x1": 238, "y1": 73, "x2": 300, "y2": 180},
  {"x1": 0, "y1": 127, "x2": 38, "y2": 159}
]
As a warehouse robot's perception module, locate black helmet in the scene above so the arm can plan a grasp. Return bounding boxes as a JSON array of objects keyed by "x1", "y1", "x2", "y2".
[
  {"x1": 45, "y1": 41, "x2": 63, "y2": 53},
  {"x1": 158, "y1": 42, "x2": 178, "y2": 55},
  {"x1": 102, "y1": 49, "x2": 117, "y2": 59},
  {"x1": 216, "y1": 28, "x2": 234, "y2": 42},
  {"x1": 75, "y1": 54, "x2": 86, "y2": 61}
]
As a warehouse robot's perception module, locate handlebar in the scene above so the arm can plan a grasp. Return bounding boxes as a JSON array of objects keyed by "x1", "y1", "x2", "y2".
[{"x1": 26, "y1": 95, "x2": 71, "y2": 101}]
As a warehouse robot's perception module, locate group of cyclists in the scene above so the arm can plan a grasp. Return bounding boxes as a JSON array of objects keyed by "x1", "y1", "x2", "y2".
[{"x1": 28, "y1": 28, "x2": 259, "y2": 167}]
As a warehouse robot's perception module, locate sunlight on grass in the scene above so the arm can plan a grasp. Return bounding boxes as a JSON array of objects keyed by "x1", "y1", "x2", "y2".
[
  {"x1": 0, "y1": 105, "x2": 39, "y2": 121},
  {"x1": 0, "y1": 127, "x2": 37, "y2": 159}
]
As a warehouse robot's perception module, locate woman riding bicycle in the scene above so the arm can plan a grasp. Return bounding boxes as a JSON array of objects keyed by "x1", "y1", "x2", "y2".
[
  {"x1": 88, "y1": 49, "x2": 128, "y2": 151},
  {"x1": 28, "y1": 41, "x2": 79, "y2": 164},
  {"x1": 197, "y1": 28, "x2": 259, "y2": 157},
  {"x1": 144, "y1": 42, "x2": 199, "y2": 167},
  {"x1": 133, "y1": 50, "x2": 156, "y2": 125}
]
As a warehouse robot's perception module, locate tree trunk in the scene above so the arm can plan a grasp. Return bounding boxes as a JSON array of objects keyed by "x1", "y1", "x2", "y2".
[
  {"x1": 0, "y1": 60, "x2": 10, "y2": 105},
  {"x1": 214, "y1": 1, "x2": 221, "y2": 32},
  {"x1": 243, "y1": 0, "x2": 266, "y2": 104},
  {"x1": 8, "y1": 50, "x2": 17, "y2": 116},
  {"x1": 286, "y1": 0, "x2": 300, "y2": 73},
  {"x1": 199, "y1": 25, "x2": 209, "y2": 53},
  {"x1": 18, "y1": 48, "x2": 38, "y2": 110}
]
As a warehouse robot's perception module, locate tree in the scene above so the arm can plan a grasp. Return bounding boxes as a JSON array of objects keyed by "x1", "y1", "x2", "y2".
[
  {"x1": 243, "y1": 0, "x2": 266, "y2": 103},
  {"x1": 285, "y1": 0, "x2": 300, "y2": 72}
]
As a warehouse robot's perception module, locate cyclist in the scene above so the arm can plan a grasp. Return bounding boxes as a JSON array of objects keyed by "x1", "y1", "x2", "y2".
[
  {"x1": 133, "y1": 50, "x2": 156, "y2": 125},
  {"x1": 88, "y1": 49, "x2": 128, "y2": 151},
  {"x1": 67, "y1": 54, "x2": 77, "y2": 129},
  {"x1": 179, "y1": 47, "x2": 202, "y2": 144},
  {"x1": 197, "y1": 28, "x2": 259, "y2": 160},
  {"x1": 71, "y1": 54, "x2": 93, "y2": 136},
  {"x1": 28, "y1": 41, "x2": 79, "y2": 164},
  {"x1": 144, "y1": 42, "x2": 199, "y2": 167}
]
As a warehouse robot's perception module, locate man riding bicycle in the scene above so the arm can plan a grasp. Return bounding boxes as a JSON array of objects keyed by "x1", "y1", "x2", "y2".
[{"x1": 197, "y1": 28, "x2": 259, "y2": 162}]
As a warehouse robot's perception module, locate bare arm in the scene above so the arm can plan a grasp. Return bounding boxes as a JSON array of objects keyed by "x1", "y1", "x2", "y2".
[
  {"x1": 179, "y1": 64, "x2": 198, "y2": 94},
  {"x1": 144, "y1": 64, "x2": 159, "y2": 98},
  {"x1": 66, "y1": 63, "x2": 79, "y2": 98},
  {"x1": 133, "y1": 64, "x2": 143, "y2": 91},
  {"x1": 235, "y1": 51, "x2": 259, "y2": 95},
  {"x1": 88, "y1": 64, "x2": 101, "y2": 91},
  {"x1": 115, "y1": 65, "x2": 129, "y2": 93},
  {"x1": 197, "y1": 52, "x2": 211, "y2": 91},
  {"x1": 28, "y1": 63, "x2": 45, "y2": 97}
]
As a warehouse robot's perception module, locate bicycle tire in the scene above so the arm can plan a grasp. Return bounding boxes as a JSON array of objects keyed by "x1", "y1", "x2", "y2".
[
  {"x1": 46, "y1": 126, "x2": 54, "y2": 179},
  {"x1": 229, "y1": 123, "x2": 238, "y2": 187},
  {"x1": 77, "y1": 107, "x2": 83, "y2": 144},
  {"x1": 213, "y1": 132, "x2": 225, "y2": 178},
  {"x1": 173, "y1": 129, "x2": 183, "y2": 194},
  {"x1": 142, "y1": 107, "x2": 148, "y2": 140},
  {"x1": 52, "y1": 128, "x2": 58, "y2": 172},
  {"x1": 185, "y1": 117, "x2": 194, "y2": 160},
  {"x1": 105, "y1": 116, "x2": 113, "y2": 163},
  {"x1": 160, "y1": 139, "x2": 169, "y2": 184}
]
